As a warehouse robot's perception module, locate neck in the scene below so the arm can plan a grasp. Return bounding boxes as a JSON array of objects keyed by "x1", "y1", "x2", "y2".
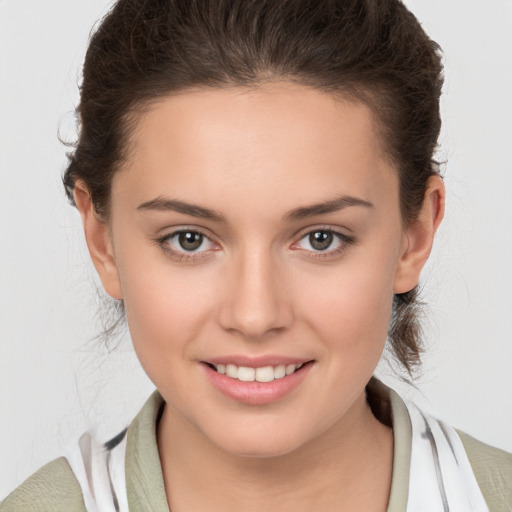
[{"x1": 157, "y1": 391, "x2": 393, "y2": 512}]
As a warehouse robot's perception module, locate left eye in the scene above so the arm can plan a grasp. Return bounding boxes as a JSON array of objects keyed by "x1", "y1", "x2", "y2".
[
  {"x1": 163, "y1": 231, "x2": 213, "y2": 253},
  {"x1": 295, "y1": 230, "x2": 345, "y2": 252}
]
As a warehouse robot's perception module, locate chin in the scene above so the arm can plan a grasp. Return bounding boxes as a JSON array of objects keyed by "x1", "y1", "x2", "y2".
[
  {"x1": 221, "y1": 438, "x2": 303, "y2": 459},
  {"x1": 203, "y1": 420, "x2": 315, "y2": 459}
]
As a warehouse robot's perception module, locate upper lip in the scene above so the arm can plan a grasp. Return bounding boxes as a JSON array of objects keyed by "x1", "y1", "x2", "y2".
[{"x1": 203, "y1": 355, "x2": 313, "y2": 368}]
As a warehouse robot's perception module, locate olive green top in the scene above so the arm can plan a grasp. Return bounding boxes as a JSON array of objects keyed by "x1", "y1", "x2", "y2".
[{"x1": 2, "y1": 381, "x2": 511, "y2": 511}]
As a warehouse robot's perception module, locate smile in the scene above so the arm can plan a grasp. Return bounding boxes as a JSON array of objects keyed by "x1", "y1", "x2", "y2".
[
  {"x1": 202, "y1": 359, "x2": 314, "y2": 405},
  {"x1": 209, "y1": 363, "x2": 304, "y2": 382}
]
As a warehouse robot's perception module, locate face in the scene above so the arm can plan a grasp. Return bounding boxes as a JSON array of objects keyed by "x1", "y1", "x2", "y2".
[{"x1": 97, "y1": 83, "x2": 414, "y2": 456}]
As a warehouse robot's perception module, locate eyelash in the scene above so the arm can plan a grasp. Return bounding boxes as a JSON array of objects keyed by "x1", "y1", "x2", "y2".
[
  {"x1": 155, "y1": 229, "x2": 218, "y2": 262},
  {"x1": 155, "y1": 227, "x2": 355, "y2": 262},
  {"x1": 291, "y1": 228, "x2": 355, "y2": 260}
]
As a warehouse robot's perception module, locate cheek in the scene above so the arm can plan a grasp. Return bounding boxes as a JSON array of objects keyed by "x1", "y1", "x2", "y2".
[
  {"x1": 296, "y1": 246, "x2": 398, "y2": 356},
  {"x1": 114, "y1": 244, "x2": 219, "y2": 372}
]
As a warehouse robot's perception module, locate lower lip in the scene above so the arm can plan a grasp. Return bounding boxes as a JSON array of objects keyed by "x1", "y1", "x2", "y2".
[{"x1": 202, "y1": 362, "x2": 313, "y2": 405}]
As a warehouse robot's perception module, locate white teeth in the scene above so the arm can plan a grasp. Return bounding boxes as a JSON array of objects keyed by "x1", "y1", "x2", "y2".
[
  {"x1": 213, "y1": 362, "x2": 305, "y2": 382},
  {"x1": 226, "y1": 364, "x2": 238, "y2": 378},
  {"x1": 274, "y1": 364, "x2": 286, "y2": 379},
  {"x1": 237, "y1": 367, "x2": 255, "y2": 382},
  {"x1": 255, "y1": 366, "x2": 274, "y2": 383},
  {"x1": 285, "y1": 364, "x2": 296, "y2": 375}
]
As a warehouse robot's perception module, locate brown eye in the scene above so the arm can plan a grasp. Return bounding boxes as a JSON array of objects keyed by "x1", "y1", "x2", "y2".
[
  {"x1": 157, "y1": 229, "x2": 218, "y2": 261},
  {"x1": 309, "y1": 231, "x2": 334, "y2": 251},
  {"x1": 178, "y1": 231, "x2": 204, "y2": 251},
  {"x1": 293, "y1": 228, "x2": 353, "y2": 257}
]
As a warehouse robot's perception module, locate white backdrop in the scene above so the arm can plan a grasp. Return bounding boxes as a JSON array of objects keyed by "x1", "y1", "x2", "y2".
[{"x1": 1, "y1": 0, "x2": 511, "y2": 499}]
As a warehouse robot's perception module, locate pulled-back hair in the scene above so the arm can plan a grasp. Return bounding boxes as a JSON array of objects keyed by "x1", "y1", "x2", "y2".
[{"x1": 63, "y1": 0, "x2": 444, "y2": 374}]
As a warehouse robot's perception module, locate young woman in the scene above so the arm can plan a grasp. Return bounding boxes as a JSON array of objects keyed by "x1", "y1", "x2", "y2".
[{"x1": 2, "y1": 0, "x2": 511, "y2": 511}]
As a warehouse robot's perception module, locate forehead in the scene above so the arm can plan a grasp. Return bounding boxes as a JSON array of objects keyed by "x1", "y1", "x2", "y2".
[{"x1": 114, "y1": 82, "x2": 398, "y2": 217}]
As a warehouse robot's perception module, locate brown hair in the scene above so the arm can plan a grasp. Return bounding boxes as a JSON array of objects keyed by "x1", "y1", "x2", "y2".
[{"x1": 63, "y1": 0, "x2": 444, "y2": 374}]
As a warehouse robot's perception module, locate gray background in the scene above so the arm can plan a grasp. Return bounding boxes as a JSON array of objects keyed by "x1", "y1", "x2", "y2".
[{"x1": 1, "y1": 0, "x2": 511, "y2": 498}]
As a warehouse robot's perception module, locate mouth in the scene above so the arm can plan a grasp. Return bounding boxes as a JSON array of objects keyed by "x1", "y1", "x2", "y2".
[
  {"x1": 200, "y1": 354, "x2": 315, "y2": 404},
  {"x1": 201, "y1": 359, "x2": 314, "y2": 405},
  {"x1": 204, "y1": 362, "x2": 308, "y2": 383}
]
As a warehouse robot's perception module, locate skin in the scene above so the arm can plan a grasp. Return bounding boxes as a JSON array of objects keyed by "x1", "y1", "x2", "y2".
[{"x1": 75, "y1": 82, "x2": 445, "y2": 511}]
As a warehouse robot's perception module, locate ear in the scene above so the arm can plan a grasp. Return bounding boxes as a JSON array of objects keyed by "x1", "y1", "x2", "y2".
[
  {"x1": 73, "y1": 180, "x2": 123, "y2": 300},
  {"x1": 393, "y1": 175, "x2": 445, "y2": 294}
]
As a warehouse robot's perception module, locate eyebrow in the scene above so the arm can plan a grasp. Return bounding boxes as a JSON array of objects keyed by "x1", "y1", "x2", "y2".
[
  {"x1": 137, "y1": 197, "x2": 226, "y2": 222},
  {"x1": 284, "y1": 195, "x2": 374, "y2": 220},
  {"x1": 137, "y1": 194, "x2": 373, "y2": 222}
]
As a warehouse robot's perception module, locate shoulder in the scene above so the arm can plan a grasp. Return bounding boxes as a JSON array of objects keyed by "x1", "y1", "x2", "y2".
[
  {"x1": 457, "y1": 430, "x2": 512, "y2": 512},
  {"x1": 0, "y1": 457, "x2": 86, "y2": 512}
]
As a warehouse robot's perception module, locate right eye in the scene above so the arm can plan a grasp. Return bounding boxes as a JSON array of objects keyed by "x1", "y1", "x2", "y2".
[
  {"x1": 157, "y1": 229, "x2": 218, "y2": 261},
  {"x1": 173, "y1": 231, "x2": 207, "y2": 251}
]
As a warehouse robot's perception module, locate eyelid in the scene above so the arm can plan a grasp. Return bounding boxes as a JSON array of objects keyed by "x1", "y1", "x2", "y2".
[
  {"x1": 154, "y1": 226, "x2": 220, "y2": 261},
  {"x1": 155, "y1": 223, "x2": 218, "y2": 240},
  {"x1": 290, "y1": 226, "x2": 355, "y2": 257}
]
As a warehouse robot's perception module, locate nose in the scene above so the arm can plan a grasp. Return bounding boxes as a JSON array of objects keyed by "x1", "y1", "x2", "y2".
[{"x1": 218, "y1": 249, "x2": 294, "y2": 341}]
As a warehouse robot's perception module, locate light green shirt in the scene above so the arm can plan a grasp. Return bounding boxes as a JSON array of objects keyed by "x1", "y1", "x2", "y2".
[{"x1": 2, "y1": 380, "x2": 511, "y2": 511}]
